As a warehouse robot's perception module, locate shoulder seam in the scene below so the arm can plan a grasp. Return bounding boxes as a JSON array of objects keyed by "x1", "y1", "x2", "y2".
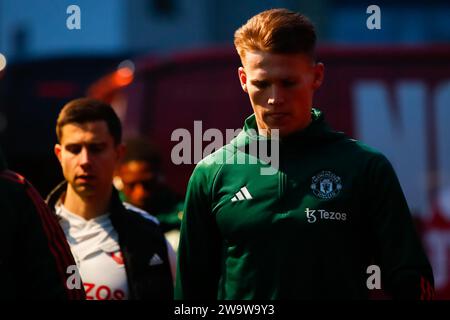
[
  {"x1": 208, "y1": 144, "x2": 237, "y2": 206},
  {"x1": 122, "y1": 202, "x2": 160, "y2": 225},
  {"x1": 0, "y1": 170, "x2": 26, "y2": 185}
]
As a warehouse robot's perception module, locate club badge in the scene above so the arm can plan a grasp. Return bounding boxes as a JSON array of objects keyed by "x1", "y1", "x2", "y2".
[{"x1": 310, "y1": 171, "x2": 342, "y2": 200}]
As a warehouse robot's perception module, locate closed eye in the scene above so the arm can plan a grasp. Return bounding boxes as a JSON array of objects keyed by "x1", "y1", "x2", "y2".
[
  {"x1": 282, "y1": 79, "x2": 297, "y2": 87},
  {"x1": 88, "y1": 143, "x2": 107, "y2": 154},
  {"x1": 251, "y1": 80, "x2": 269, "y2": 89},
  {"x1": 65, "y1": 144, "x2": 82, "y2": 155}
]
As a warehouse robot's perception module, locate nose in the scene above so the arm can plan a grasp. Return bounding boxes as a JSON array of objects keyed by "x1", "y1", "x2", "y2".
[
  {"x1": 267, "y1": 85, "x2": 285, "y2": 106},
  {"x1": 79, "y1": 147, "x2": 91, "y2": 166},
  {"x1": 131, "y1": 183, "x2": 149, "y2": 207}
]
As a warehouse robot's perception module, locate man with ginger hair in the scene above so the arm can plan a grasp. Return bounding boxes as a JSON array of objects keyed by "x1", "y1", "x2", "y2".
[{"x1": 175, "y1": 8, "x2": 434, "y2": 299}]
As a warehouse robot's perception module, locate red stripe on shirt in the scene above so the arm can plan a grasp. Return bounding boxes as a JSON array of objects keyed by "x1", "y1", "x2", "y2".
[
  {"x1": 420, "y1": 276, "x2": 434, "y2": 300},
  {"x1": 25, "y1": 181, "x2": 85, "y2": 300},
  {"x1": 420, "y1": 277, "x2": 424, "y2": 300},
  {"x1": 0, "y1": 170, "x2": 84, "y2": 299},
  {"x1": 427, "y1": 279, "x2": 434, "y2": 300},
  {"x1": 0, "y1": 170, "x2": 26, "y2": 184}
]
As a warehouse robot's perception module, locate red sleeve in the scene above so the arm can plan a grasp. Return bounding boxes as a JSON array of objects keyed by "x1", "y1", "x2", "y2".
[{"x1": 1, "y1": 170, "x2": 86, "y2": 300}]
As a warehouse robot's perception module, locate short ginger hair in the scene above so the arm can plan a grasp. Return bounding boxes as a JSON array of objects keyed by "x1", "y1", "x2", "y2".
[{"x1": 234, "y1": 8, "x2": 317, "y2": 62}]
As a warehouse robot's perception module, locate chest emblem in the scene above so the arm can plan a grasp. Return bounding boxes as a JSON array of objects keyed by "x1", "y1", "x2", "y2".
[{"x1": 310, "y1": 171, "x2": 342, "y2": 200}]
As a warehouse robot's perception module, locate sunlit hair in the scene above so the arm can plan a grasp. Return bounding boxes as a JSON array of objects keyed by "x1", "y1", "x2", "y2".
[
  {"x1": 56, "y1": 97, "x2": 122, "y2": 145},
  {"x1": 234, "y1": 8, "x2": 317, "y2": 62}
]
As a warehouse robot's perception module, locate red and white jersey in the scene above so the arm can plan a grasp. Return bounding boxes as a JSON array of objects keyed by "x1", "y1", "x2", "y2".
[{"x1": 56, "y1": 203, "x2": 129, "y2": 300}]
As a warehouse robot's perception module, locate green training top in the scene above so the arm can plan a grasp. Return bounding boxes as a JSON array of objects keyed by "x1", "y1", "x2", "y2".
[{"x1": 175, "y1": 109, "x2": 433, "y2": 299}]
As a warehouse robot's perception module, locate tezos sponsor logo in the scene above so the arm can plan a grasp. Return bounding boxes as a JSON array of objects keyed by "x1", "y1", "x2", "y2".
[{"x1": 305, "y1": 208, "x2": 347, "y2": 224}]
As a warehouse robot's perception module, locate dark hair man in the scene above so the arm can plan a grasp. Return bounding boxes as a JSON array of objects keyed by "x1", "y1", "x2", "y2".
[
  {"x1": 116, "y1": 137, "x2": 184, "y2": 251},
  {"x1": 47, "y1": 98, "x2": 175, "y2": 300}
]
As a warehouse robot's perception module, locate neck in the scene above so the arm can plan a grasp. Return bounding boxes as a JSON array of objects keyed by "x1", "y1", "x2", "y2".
[
  {"x1": 257, "y1": 119, "x2": 312, "y2": 139},
  {"x1": 62, "y1": 184, "x2": 112, "y2": 220}
]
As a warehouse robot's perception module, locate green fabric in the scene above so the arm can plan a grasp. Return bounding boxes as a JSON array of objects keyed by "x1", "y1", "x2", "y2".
[
  {"x1": 118, "y1": 188, "x2": 184, "y2": 232},
  {"x1": 175, "y1": 109, "x2": 433, "y2": 299},
  {"x1": 153, "y1": 201, "x2": 184, "y2": 231}
]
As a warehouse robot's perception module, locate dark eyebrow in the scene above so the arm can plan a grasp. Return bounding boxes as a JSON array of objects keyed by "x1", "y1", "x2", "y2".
[
  {"x1": 87, "y1": 142, "x2": 108, "y2": 151},
  {"x1": 64, "y1": 142, "x2": 107, "y2": 149},
  {"x1": 87, "y1": 142, "x2": 107, "y2": 147},
  {"x1": 65, "y1": 143, "x2": 82, "y2": 148},
  {"x1": 251, "y1": 79, "x2": 269, "y2": 87}
]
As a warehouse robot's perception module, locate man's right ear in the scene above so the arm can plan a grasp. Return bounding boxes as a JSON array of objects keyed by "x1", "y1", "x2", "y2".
[
  {"x1": 238, "y1": 67, "x2": 248, "y2": 93},
  {"x1": 54, "y1": 144, "x2": 62, "y2": 162}
]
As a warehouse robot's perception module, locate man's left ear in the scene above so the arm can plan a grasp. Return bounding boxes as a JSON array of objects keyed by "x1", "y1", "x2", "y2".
[
  {"x1": 312, "y1": 62, "x2": 324, "y2": 90},
  {"x1": 238, "y1": 67, "x2": 248, "y2": 93}
]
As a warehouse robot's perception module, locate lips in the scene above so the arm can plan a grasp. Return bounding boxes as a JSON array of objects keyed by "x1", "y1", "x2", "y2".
[
  {"x1": 76, "y1": 174, "x2": 95, "y2": 182},
  {"x1": 265, "y1": 112, "x2": 290, "y2": 121}
]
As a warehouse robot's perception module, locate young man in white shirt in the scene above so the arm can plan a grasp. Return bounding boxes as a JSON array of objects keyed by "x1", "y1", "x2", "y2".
[{"x1": 47, "y1": 98, "x2": 175, "y2": 300}]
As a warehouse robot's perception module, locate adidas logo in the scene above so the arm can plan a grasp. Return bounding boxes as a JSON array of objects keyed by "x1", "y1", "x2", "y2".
[
  {"x1": 149, "y1": 253, "x2": 164, "y2": 266},
  {"x1": 231, "y1": 186, "x2": 253, "y2": 202}
]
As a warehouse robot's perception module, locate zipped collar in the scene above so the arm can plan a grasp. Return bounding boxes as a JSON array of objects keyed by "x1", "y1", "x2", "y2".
[
  {"x1": 230, "y1": 108, "x2": 346, "y2": 150},
  {"x1": 46, "y1": 181, "x2": 125, "y2": 218}
]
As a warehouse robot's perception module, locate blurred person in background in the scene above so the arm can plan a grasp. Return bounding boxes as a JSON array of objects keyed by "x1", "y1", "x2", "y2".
[
  {"x1": 0, "y1": 147, "x2": 85, "y2": 300},
  {"x1": 115, "y1": 137, "x2": 184, "y2": 251},
  {"x1": 47, "y1": 98, "x2": 175, "y2": 300},
  {"x1": 175, "y1": 8, "x2": 434, "y2": 300}
]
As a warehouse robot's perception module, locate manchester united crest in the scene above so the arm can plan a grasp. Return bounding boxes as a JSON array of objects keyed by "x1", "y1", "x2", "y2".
[{"x1": 310, "y1": 171, "x2": 342, "y2": 200}]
